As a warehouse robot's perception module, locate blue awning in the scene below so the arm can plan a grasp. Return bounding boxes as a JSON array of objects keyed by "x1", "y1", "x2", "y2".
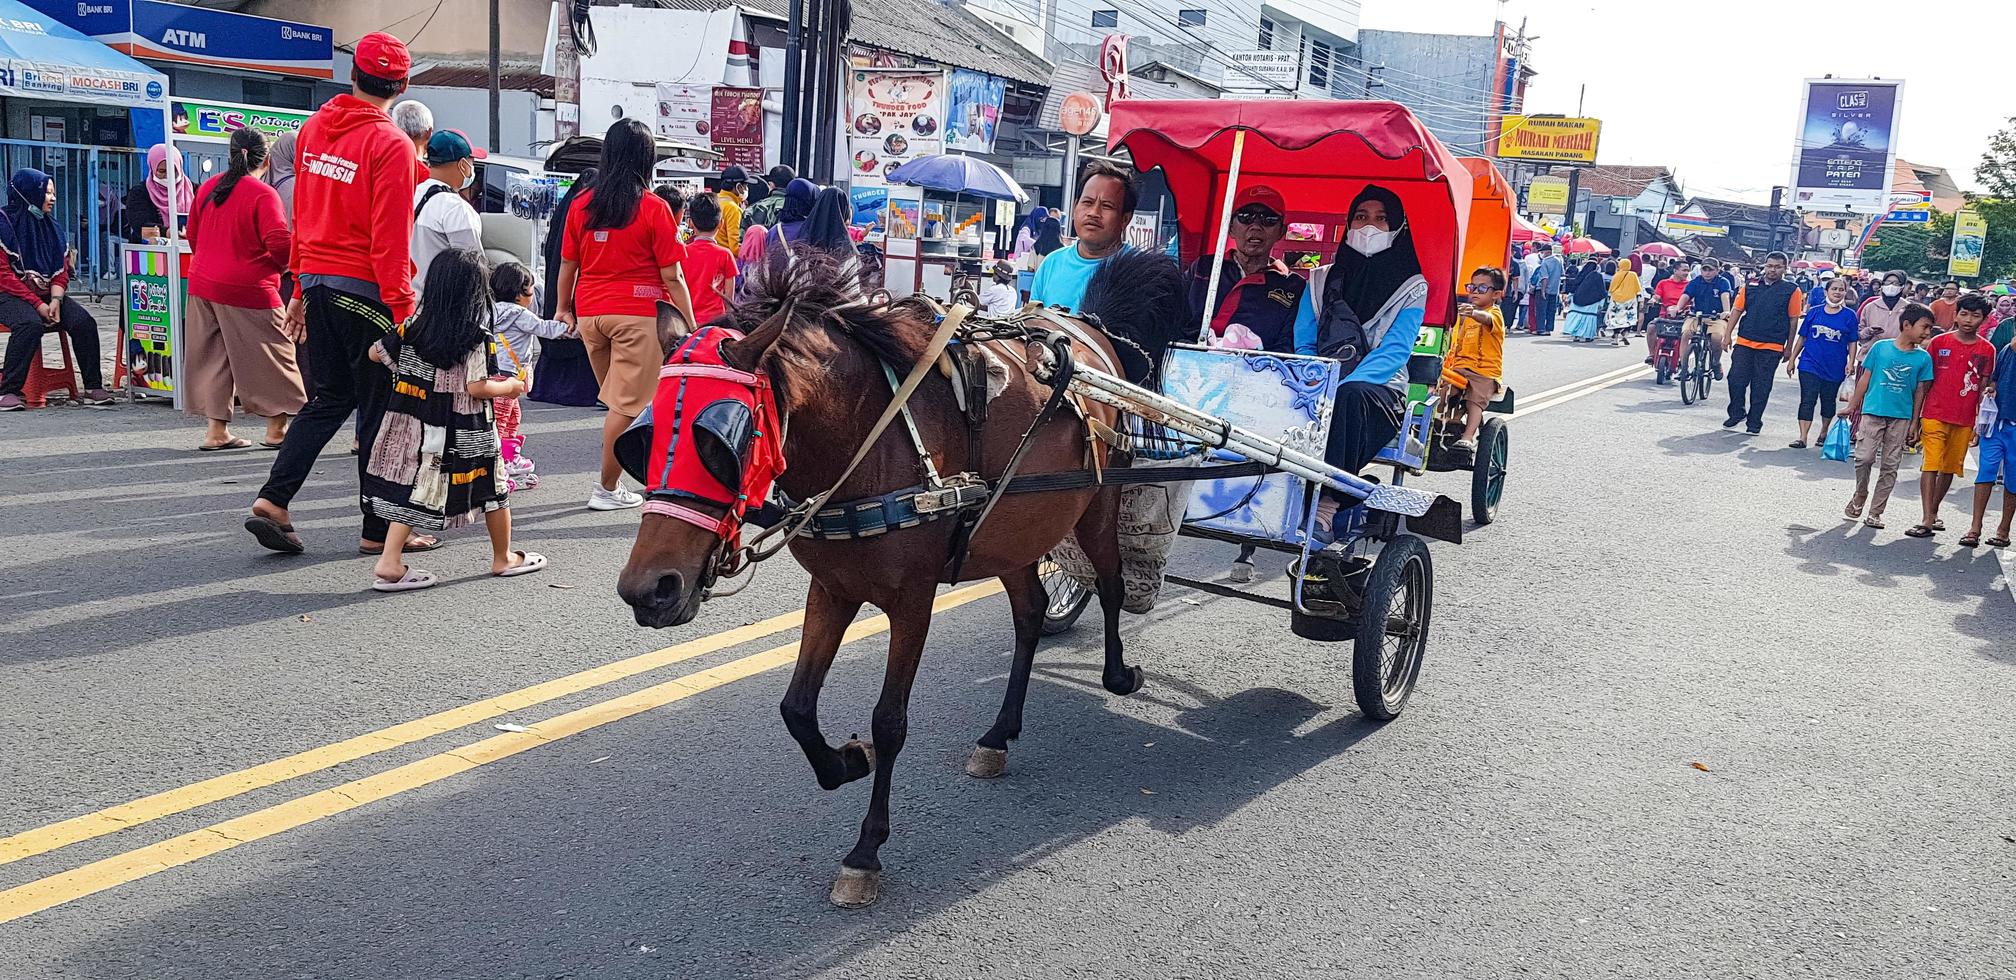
[{"x1": 0, "y1": 0, "x2": 166, "y2": 110}]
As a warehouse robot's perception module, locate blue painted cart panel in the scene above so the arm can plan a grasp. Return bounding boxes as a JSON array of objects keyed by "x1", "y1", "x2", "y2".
[{"x1": 1159, "y1": 346, "x2": 1341, "y2": 547}]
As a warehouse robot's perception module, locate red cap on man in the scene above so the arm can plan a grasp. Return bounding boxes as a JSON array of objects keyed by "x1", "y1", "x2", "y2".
[
  {"x1": 353, "y1": 32, "x2": 412, "y2": 81},
  {"x1": 1231, "y1": 184, "x2": 1287, "y2": 218}
]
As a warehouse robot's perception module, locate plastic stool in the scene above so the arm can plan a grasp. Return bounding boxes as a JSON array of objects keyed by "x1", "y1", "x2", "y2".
[{"x1": 0, "y1": 324, "x2": 80, "y2": 407}]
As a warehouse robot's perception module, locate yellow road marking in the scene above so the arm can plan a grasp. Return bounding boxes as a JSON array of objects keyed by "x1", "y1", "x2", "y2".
[
  {"x1": 0, "y1": 608, "x2": 816, "y2": 866},
  {"x1": 0, "y1": 582, "x2": 1003, "y2": 925}
]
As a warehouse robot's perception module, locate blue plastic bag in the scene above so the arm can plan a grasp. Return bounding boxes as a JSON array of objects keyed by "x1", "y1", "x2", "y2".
[{"x1": 1821, "y1": 416, "x2": 1853, "y2": 461}]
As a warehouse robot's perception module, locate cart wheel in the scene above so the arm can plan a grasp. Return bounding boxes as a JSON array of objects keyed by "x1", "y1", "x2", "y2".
[
  {"x1": 1352, "y1": 535, "x2": 1431, "y2": 720},
  {"x1": 1470, "y1": 417, "x2": 1507, "y2": 526},
  {"x1": 1653, "y1": 354, "x2": 1671, "y2": 386},
  {"x1": 1039, "y1": 558, "x2": 1093, "y2": 635}
]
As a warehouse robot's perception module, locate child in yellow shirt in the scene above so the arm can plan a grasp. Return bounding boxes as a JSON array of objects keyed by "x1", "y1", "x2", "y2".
[{"x1": 1443, "y1": 266, "x2": 1506, "y2": 451}]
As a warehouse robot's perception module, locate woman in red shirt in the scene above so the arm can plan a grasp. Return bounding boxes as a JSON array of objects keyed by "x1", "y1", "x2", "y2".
[
  {"x1": 557, "y1": 119, "x2": 696, "y2": 511},
  {"x1": 183, "y1": 128, "x2": 303, "y2": 450}
]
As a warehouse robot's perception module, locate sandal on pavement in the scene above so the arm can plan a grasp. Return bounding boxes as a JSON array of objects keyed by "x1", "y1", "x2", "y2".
[
  {"x1": 244, "y1": 515, "x2": 304, "y2": 554},
  {"x1": 258, "y1": 439, "x2": 285, "y2": 450},
  {"x1": 199, "y1": 437, "x2": 252, "y2": 452},
  {"x1": 494, "y1": 550, "x2": 548, "y2": 578},
  {"x1": 371, "y1": 567, "x2": 439, "y2": 593},
  {"x1": 1787, "y1": 440, "x2": 1806, "y2": 449},
  {"x1": 1931, "y1": 519, "x2": 1946, "y2": 531},
  {"x1": 1904, "y1": 525, "x2": 1935, "y2": 539},
  {"x1": 358, "y1": 535, "x2": 442, "y2": 556},
  {"x1": 1958, "y1": 532, "x2": 1981, "y2": 548},
  {"x1": 1843, "y1": 503, "x2": 1863, "y2": 521},
  {"x1": 1990, "y1": 536, "x2": 2012, "y2": 548},
  {"x1": 1863, "y1": 517, "x2": 1886, "y2": 530}
]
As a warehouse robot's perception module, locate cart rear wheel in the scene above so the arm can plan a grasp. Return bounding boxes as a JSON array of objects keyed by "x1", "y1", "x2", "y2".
[
  {"x1": 1039, "y1": 558, "x2": 1092, "y2": 635},
  {"x1": 1353, "y1": 535, "x2": 1431, "y2": 720},
  {"x1": 1470, "y1": 417, "x2": 1508, "y2": 525}
]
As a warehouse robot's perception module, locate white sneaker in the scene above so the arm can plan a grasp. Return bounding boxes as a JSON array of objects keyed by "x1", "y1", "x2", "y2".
[
  {"x1": 1453, "y1": 439, "x2": 1477, "y2": 451},
  {"x1": 587, "y1": 484, "x2": 643, "y2": 511}
]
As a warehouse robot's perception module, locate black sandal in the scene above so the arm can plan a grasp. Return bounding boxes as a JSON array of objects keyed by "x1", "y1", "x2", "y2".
[
  {"x1": 1990, "y1": 536, "x2": 2012, "y2": 548},
  {"x1": 1958, "y1": 532, "x2": 1981, "y2": 547},
  {"x1": 1904, "y1": 525, "x2": 1935, "y2": 539},
  {"x1": 1787, "y1": 440, "x2": 1806, "y2": 449},
  {"x1": 245, "y1": 516, "x2": 304, "y2": 554}
]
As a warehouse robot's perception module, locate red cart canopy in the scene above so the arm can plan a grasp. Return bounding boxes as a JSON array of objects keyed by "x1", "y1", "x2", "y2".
[{"x1": 1110, "y1": 99, "x2": 1473, "y2": 323}]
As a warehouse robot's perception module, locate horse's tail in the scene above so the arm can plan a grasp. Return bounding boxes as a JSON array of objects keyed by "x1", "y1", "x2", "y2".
[{"x1": 1081, "y1": 249, "x2": 1191, "y2": 383}]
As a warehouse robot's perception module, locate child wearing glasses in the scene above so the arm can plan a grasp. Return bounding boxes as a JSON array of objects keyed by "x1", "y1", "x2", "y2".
[{"x1": 1443, "y1": 266, "x2": 1507, "y2": 453}]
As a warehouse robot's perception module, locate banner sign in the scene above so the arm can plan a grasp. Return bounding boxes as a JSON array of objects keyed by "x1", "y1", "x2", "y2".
[
  {"x1": 1790, "y1": 78, "x2": 1902, "y2": 214},
  {"x1": 655, "y1": 84, "x2": 710, "y2": 145},
  {"x1": 1496, "y1": 116, "x2": 1601, "y2": 164},
  {"x1": 1526, "y1": 176, "x2": 1570, "y2": 214},
  {"x1": 172, "y1": 99, "x2": 308, "y2": 142},
  {"x1": 848, "y1": 68, "x2": 944, "y2": 187},
  {"x1": 1950, "y1": 210, "x2": 1987, "y2": 278},
  {"x1": 123, "y1": 247, "x2": 175, "y2": 395},
  {"x1": 945, "y1": 69, "x2": 1006, "y2": 153},
  {"x1": 709, "y1": 86, "x2": 765, "y2": 170},
  {"x1": 1884, "y1": 208, "x2": 1931, "y2": 224},
  {"x1": 25, "y1": 0, "x2": 332, "y2": 78},
  {"x1": 1664, "y1": 213, "x2": 1728, "y2": 237}
]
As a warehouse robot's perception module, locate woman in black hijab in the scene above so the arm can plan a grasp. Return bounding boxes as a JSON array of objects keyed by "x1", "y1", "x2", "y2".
[
  {"x1": 1033, "y1": 213, "x2": 1064, "y2": 256},
  {"x1": 528, "y1": 168, "x2": 602, "y2": 408},
  {"x1": 1298, "y1": 184, "x2": 1432, "y2": 536},
  {"x1": 799, "y1": 187, "x2": 853, "y2": 253}
]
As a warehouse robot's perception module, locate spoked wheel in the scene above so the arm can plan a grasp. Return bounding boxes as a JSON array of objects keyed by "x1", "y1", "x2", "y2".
[
  {"x1": 1696, "y1": 354, "x2": 1715, "y2": 402},
  {"x1": 1038, "y1": 557, "x2": 1093, "y2": 635},
  {"x1": 1352, "y1": 535, "x2": 1432, "y2": 720},
  {"x1": 1678, "y1": 350, "x2": 1699, "y2": 405},
  {"x1": 1470, "y1": 417, "x2": 1508, "y2": 525}
]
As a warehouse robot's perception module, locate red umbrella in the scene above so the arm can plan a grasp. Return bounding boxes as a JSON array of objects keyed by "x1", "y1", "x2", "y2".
[
  {"x1": 1512, "y1": 214, "x2": 1549, "y2": 243},
  {"x1": 1564, "y1": 237, "x2": 1611, "y2": 255},
  {"x1": 1634, "y1": 242, "x2": 1683, "y2": 258},
  {"x1": 1808, "y1": 260, "x2": 1836, "y2": 270}
]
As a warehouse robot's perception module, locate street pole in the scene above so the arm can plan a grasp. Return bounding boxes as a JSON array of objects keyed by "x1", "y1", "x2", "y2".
[
  {"x1": 781, "y1": 0, "x2": 804, "y2": 171},
  {"x1": 1062, "y1": 137, "x2": 1079, "y2": 236},
  {"x1": 488, "y1": 0, "x2": 502, "y2": 153},
  {"x1": 1564, "y1": 166, "x2": 1582, "y2": 236},
  {"x1": 556, "y1": 3, "x2": 580, "y2": 140}
]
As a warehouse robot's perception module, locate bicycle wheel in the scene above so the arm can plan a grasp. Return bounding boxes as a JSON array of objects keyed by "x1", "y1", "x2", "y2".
[
  {"x1": 1698, "y1": 353, "x2": 1715, "y2": 401},
  {"x1": 1679, "y1": 347, "x2": 1698, "y2": 405}
]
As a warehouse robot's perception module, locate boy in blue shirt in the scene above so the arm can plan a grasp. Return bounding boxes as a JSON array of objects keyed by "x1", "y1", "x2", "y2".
[
  {"x1": 1844, "y1": 304, "x2": 1935, "y2": 529},
  {"x1": 1781, "y1": 275, "x2": 1858, "y2": 448},
  {"x1": 1028, "y1": 161, "x2": 1133, "y2": 314},
  {"x1": 1962, "y1": 332, "x2": 2016, "y2": 548}
]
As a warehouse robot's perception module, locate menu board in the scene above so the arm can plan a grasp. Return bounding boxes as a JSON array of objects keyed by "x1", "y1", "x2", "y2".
[
  {"x1": 654, "y1": 84, "x2": 710, "y2": 144},
  {"x1": 709, "y1": 86, "x2": 765, "y2": 170},
  {"x1": 847, "y1": 69, "x2": 944, "y2": 187}
]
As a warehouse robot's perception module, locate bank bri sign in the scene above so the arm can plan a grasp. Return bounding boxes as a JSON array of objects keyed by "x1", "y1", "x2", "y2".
[{"x1": 24, "y1": 0, "x2": 332, "y2": 79}]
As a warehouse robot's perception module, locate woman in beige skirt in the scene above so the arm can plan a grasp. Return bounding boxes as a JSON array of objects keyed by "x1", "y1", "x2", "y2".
[{"x1": 182, "y1": 128, "x2": 304, "y2": 450}]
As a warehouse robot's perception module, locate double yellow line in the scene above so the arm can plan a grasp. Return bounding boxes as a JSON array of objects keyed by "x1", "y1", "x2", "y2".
[{"x1": 0, "y1": 582, "x2": 1004, "y2": 924}]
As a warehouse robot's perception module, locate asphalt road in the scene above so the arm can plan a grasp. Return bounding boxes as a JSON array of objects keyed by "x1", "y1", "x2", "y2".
[{"x1": 2, "y1": 331, "x2": 2011, "y2": 980}]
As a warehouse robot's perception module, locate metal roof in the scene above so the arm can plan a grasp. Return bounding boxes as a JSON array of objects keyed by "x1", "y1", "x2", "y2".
[{"x1": 847, "y1": 0, "x2": 1051, "y2": 87}]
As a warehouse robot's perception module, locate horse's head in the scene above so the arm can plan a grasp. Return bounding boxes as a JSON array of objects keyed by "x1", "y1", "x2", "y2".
[{"x1": 616, "y1": 301, "x2": 793, "y2": 628}]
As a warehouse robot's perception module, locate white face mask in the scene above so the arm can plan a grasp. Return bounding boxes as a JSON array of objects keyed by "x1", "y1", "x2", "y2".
[
  {"x1": 458, "y1": 163, "x2": 476, "y2": 191},
  {"x1": 1882, "y1": 284, "x2": 1903, "y2": 297},
  {"x1": 1346, "y1": 224, "x2": 1397, "y2": 257}
]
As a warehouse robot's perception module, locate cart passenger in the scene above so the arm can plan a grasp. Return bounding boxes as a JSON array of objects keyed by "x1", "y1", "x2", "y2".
[
  {"x1": 1291, "y1": 185, "x2": 1429, "y2": 532},
  {"x1": 1183, "y1": 184, "x2": 1303, "y2": 352},
  {"x1": 1029, "y1": 161, "x2": 1133, "y2": 314},
  {"x1": 1442, "y1": 267, "x2": 1506, "y2": 454}
]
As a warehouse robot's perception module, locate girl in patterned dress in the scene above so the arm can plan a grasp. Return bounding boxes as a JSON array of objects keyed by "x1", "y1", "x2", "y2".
[{"x1": 362, "y1": 248, "x2": 546, "y2": 592}]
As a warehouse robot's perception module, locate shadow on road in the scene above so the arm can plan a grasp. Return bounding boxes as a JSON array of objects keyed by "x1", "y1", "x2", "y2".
[{"x1": 1779, "y1": 521, "x2": 2015, "y2": 666}]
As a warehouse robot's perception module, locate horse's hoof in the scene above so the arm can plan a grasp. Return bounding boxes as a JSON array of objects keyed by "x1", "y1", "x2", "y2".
[
  {"x1": 1104, "y1": 665, "x2": 1146, "y2": 696},
  {"x1": 829, "y1": 866, "x2": 881, "y2": 908},
  {"x1": 842, "y1": 738, "x2": 876, "y2": 779},
  {"x1": 965, "y1": 745, "x2": 1009, "y2": 779}
]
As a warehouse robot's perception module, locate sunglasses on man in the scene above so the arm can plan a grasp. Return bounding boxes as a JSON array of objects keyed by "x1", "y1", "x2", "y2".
[{"x1": 1232, "y1": 208, "x2": 1282, "y2": 227}]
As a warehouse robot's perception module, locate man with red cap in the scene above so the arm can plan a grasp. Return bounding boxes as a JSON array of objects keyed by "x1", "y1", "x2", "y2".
[
  {"x1": 247, "y1": 31, "x2": 432, "y2": 556},
  {"x1": 1184, "y1": 184, "x2": 1304, "y2": 354}
]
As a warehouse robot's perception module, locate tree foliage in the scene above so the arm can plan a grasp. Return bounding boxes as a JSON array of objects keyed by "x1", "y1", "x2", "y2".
[
  {"x1": 1979, "y1": 116, "x2": 2016, "y2": 199},
  {"x1": 1860, "y1": 197, "x2": 2016, "y2": 284}
]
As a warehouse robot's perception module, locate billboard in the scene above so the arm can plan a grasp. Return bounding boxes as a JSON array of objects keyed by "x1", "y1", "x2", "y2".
[
  {"x1": 1526, "y1": 176, "x2": 1570, "y2": 214},
  {"x1": 1790, "y1": 79, "x2": 1902, "y2": 214},
  {"x1": 846, "y1": 69, "x2": 944, "y2": 187},
  {"x1": 1496, "y1": 116, "x2": 1601, "y2": 164},
  {"x1": 944, "y1": 69, "x2": 1006, "y2": 153},
  {"x1": 1949, "y1": 210, "x2": 1987, "y2": 279}
]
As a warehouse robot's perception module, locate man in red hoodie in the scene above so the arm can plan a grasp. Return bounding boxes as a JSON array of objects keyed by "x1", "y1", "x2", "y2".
[{"x1": 247, "y1": 32, "x2": 427, "y2": 555}]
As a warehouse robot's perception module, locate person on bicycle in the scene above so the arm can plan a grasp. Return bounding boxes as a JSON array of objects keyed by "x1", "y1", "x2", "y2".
[
  {"x1": 1677, "y1": 259, "x2": 1734, "y2": 381},
  {"x1": 1645, "y1": 260, "x2": 1691, "y2": 366}
]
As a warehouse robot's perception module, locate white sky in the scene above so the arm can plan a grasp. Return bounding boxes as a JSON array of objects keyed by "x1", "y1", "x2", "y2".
[{"x1": 1360, "y1": 0, "x2": 2012, "y2": 202}]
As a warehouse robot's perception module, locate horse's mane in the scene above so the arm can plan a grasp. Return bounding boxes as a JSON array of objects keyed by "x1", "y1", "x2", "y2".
[
  {"x1": 1080, "y1": 249, "x2": 1192, "y2": 382},
  {"x1": 728, "y1": 249, "x2": 935, "y2": 413}
]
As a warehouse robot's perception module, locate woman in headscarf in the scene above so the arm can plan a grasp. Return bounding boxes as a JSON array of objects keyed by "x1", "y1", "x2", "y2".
[
  {"x1": 262, "y1": 130, "x2": 298, "y2": 224},
  {"x1": 0, "y1": 169, "x2": 112, "y2": 410},
  {"x1": 527, "y1": 167, "x2": 602, "y2": 408},
  {"x1": 799, "y1": 186, "x2": 854, "y2": 254},
  {"x1": 1290, "y1": 184, "x2": 1428, "y2": 533},
  {"x1": 773, "y1": 177, "x2": 819, "y2": 245},
  {"x1": 1013, "y1": 206, "x2": 1049, "y2": 257},
  {"x1": 122, "y1": 143, "x2": 194, "y2": 243},
  {"x1": 1033, "y1": 212, "x2": 1064, "y2": 256},
  {"x1": 1606, "y1": 255, "x2": 1642, "y2": 339},
  {"x1": 1562, "y1": 258, "x2": 1608, "y2": 342},
  {"x1": 1988, "y1": 294, "x2": 2016, "y2": 350}
]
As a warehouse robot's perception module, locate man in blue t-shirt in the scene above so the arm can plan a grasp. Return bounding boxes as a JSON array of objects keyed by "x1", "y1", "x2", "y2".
[
  {"x1": 1029, "y1": 161, "x2": 1134, "y2": 314},
  {"x1": 1782, "y1": 275, "x2": 1858, "y2": 448},
  {"x1": 1677, "y1": 258, "x2": 1734, "y2": 379}
]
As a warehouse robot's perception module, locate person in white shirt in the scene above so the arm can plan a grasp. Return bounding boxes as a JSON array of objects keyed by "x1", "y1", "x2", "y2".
[
  {"x1": 981, "y1": 260, "x2": 1020, "y2": 314},
  {"x1": 410, "y1": 130, "x2": 482, "y2": 296}
]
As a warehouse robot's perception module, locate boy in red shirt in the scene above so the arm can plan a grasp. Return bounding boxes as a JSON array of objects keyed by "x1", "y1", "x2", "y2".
[
  {"x1": 248, "y1": 32, "x2": 425, "y2": 556},
  {"x1": 1909, "y1": 293, "x2": 1998, "y2": 538},
  {"x1": 681, "y1": 192, "x2": 739, "y2": 324}
]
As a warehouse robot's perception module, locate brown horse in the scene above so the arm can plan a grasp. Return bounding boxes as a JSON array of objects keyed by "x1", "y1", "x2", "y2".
[{"x1": 616, "y1": 252, "x2": 1189, "y2": 907}]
